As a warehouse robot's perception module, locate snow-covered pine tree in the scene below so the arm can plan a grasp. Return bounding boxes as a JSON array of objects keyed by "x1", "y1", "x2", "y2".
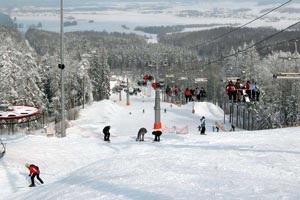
[
  {"x1": 88, "y1": 49, "x2": 110, "y2": 101},
  {"x1": 0, "y1": 31, "x2": 45, "y2": 107}
]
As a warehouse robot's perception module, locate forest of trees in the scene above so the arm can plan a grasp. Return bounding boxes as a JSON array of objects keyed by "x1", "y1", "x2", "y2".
[{"x1": 0, "y1": 24, "x2": 299, "y2": 130}]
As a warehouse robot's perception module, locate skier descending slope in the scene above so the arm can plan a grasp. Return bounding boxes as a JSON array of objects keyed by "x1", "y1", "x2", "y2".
[{"x1": 25, "y1": 163, "x2": 44, "y2": 187}]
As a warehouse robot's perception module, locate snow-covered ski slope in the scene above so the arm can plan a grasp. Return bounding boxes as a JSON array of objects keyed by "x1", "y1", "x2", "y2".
[{"x1": 1, "y1": 91, "x2": 300, "y2": 200}]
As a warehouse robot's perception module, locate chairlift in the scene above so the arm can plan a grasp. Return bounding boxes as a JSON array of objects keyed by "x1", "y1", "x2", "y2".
[
  {"x1": 179, "y1": 77, "x2": 188, "y2": 80},
  {"x1": 222, "y1": 77, "x2": 240, "y2": 83},
  {"x1": 273, "y1": 72, "x2": 300, "y2": 79},
  {"x1": 165, "y1": 74, "x2": 174, "y2": 78},
  {"x1": 195, "y1": 78, "x2": 208, "y2": 83}
]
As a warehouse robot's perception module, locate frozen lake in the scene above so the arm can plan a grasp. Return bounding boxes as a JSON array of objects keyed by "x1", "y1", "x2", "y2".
[{"x1": 11, "y1": 1, "x2": 300, "y2": 36}]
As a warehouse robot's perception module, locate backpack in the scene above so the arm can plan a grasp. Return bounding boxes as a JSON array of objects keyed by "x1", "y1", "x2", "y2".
[{"x1": 30, "y1": 165, "x2": 39, "y2": 173}]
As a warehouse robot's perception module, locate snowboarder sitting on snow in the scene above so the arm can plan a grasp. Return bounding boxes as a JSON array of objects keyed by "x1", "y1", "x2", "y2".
[
  {"x1": 152, "y1": 130, "x2": 162, "y2": 142},
  {"x1": 25, "y1": 163, "x2": 44, "y2": 187},
  {"x1": 103, "y1": 125, "x2": 111, "y2": 142},
  {"x1": 136, "y1": 127, "x2": 147, "y2": 141},
  {"x1": 200, "y1": 116, "x2": 206, "y2": 135}
]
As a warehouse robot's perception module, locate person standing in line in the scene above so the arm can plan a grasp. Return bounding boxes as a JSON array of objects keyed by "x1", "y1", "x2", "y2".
[
  {"x1": 200, "y1": 87, "x2": 206, "y2": 100},
  {"x1": 200, "y1": 116, "x2": 206, "y2": 135},
  {"x1": 226, "y1": 80, "x2": 236, "y2": 102},
  {"x1": 195, "y1": 87, "x2": 201, "y2": 101},
  {"x1": 245, "y1": 80, "x2": 251, "y2": 98},
  {"x1": 25, "y1": 163, "x2": 44, "y2": 187},
  {"x1": 235, "y1": 79, "x2": 243, "y2": 102},
  {"x1": 184, "y1": 88, "x2": 191, "y2": 103},
  {"x1": 103, "y1": 125, "x2": 111, "y2": 142}
]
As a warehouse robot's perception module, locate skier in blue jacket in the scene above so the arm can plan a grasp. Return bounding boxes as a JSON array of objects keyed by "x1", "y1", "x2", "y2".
[{"x1": 200, "y1": 116, "x2": 206, "y2": 135}]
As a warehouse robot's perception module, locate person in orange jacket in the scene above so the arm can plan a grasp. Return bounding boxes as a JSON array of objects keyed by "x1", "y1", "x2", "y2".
[
  {"x1": 184, "y1": 88, "x2": 191, "y2": 103},
  {"x1": 25, "y1": 163, "x2": 44, "y2": 187}
]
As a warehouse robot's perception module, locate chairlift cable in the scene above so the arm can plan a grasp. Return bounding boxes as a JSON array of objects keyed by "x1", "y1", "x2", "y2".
[
  {"x1": 186, "y1": 20, "x2": 300, "y2": 72},
  {"x1": 191, "y1": 0, "x2": 293, "y2": 50}
]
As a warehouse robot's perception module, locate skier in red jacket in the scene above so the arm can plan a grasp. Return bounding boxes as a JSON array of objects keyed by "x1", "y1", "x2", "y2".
[
  {"x1": 25, "y1": 163, "x2": 44, "y2": 187},
  {"x1": 226, "y1": 80, "x2": 237, "y2": 102}
]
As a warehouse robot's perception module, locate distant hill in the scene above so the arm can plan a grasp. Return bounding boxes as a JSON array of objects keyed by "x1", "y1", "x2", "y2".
[
  {"x1": 0, "y1": 0, "x2": 284, "y2": 8},
  {"x1": 0, "y1": 13, "x2": 14, "y2": 27}
]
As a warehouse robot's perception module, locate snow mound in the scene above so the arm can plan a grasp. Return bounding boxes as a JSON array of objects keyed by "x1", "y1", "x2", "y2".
[{"x1": 193, "y1": 102, "x2": 224, "y2": 119}]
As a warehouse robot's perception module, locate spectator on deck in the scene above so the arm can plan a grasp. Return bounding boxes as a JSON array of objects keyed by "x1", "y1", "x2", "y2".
[
  {"x1": 226, "y1": 80, "x2": 236, "y2": 102},
  {"x1": 184, "y1": 88, "x2": 191, "y2": 103}
]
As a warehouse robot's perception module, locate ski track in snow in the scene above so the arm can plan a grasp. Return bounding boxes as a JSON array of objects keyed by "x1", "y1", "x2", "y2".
[{"x1": 1, "y1": 91, "x2": 300, "y2": 200}]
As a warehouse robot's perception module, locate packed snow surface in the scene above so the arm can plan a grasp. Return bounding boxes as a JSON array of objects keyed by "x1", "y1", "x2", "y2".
[{"x1": 1, "y1": 91, "x2": 300, "y2": 200}]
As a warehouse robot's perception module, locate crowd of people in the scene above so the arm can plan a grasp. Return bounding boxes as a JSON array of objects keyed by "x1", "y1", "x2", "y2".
[
  {"x1": 225, "y1": 79, "x2": 260, "y2": 102},
  {"x1": 140, "y1": 74, "x2": 262, "y2": 105},
  {"x1": 103, "y1": 125, "x2": 163, "y2": 143},
  {"x1": 164, "y1": 85, "x2": 207, "y2": 103},
  {"x1": 164, "y1": 79, "x2": 259, "y2": 104}
]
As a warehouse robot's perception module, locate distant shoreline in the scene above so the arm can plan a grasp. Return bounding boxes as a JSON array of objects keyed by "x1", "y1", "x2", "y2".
[{"x1": 9, "y1": 1, "x2": 300, "y2": 35}]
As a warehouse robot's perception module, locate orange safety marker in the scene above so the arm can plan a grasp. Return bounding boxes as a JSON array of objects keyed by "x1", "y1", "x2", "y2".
[{"x1": 154, "y1": 122, "x2": 162, "y2": 129}]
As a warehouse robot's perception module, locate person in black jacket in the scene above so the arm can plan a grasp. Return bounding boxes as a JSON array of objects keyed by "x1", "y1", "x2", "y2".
[
  {"x1": 103, "y1": 126, "x2": 111, "y2": 142},
  {"x1": 200, "y1": 116, "x2": 206, "y2": 135},
  {"x1": 152, "y1": 130, "x2": 162, "y2": 142}
]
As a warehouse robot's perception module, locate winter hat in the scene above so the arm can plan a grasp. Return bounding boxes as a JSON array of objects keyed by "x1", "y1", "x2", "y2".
[{"x1": 25, "y1": 163, "x2": 30, "y2": 168}]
